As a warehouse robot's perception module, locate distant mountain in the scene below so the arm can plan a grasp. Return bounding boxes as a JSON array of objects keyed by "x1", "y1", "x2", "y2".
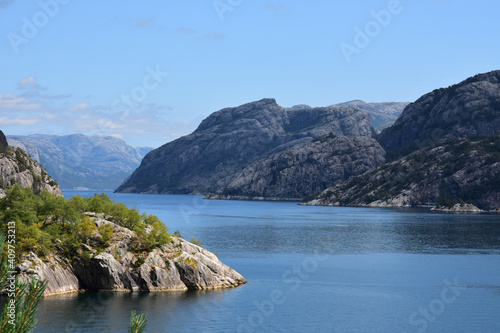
[
  {"x1": 334, "y1": 100, "x2": 409, "y2": 129},
  {"x1": 303, "y1": 136, "x2": 500, "y2": 211},
  {"x1": 8, "y1": 134, "x2": 153, "y2": 190},
  {"x1": 378, "y1": 70, "x2": 500, "y2": 159},
  {"x1": 116, "y1": 98, "x2": 375, "y2": 194},
  {"x1": 206, "y1": 134, "x2": 385, "y2": 200}
]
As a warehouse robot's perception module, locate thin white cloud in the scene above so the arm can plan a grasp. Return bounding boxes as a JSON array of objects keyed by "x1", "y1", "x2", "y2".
[
  {"x1": 18, "y1": 76, "x2": 45, "y2": 90},
  {"x1": 176, "y1": 27, "x2": 196, "y2": 34},
  {"x1": 136, "y1": 18, "x2": 155, "y2": 28},
  {"x1": 0, "y1": 94, "x2": 41, "y2": 110},
  {"x1": 199, "y1": 32, "x2": 225, "y2": 41},
  {"x1": 263, "y1": 2, "x2": 289, "y2": 17},
  {"x1": 0, "y1": 117, "x2": 40, "y2": 126},
  {"x1": 68, "y1": 103, "x2": 89, "y2": 112}
]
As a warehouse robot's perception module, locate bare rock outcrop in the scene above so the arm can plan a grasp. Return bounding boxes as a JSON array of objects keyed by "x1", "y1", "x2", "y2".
[
  {"x1": 15, "y1": 214, "x2": 245, "y2": 296},
  {"x1": 303, "y1": 136, "x2": 500, "y2": 211},
  {"x1": 206, "y1": 135, "x2": 386, "y2": 200},
  {"x1": 0, "y1": 147, "x2": 62, "y2": 198},
  {"x1": 378, "y1": 70, "x2": 500, "y2": 158}
]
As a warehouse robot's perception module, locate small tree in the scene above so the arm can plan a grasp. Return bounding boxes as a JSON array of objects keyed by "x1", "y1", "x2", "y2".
[
  {"x1": 0, "y1": 232, "x2": 48, "y2": 333},
  {"x1": 128, "y1": 311, "x2": 148, "y2": 333}
]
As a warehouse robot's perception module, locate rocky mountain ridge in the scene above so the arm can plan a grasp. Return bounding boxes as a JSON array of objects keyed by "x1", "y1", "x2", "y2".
[
  {"x1": 116, "y1": 98, "x2": 376, "y2": 194},
  {"x1": 303, "y1": 136, "x2": 500, "y2": 211},
  {"x1": 206, "y1": 134, "x2": 386, "y2": 200},
  {"x1": 378, "y1": 70, "x2": 500, "y2": 158}
]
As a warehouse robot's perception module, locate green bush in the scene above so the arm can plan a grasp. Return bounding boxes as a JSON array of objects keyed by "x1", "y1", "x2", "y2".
[{"x1": 0, "y1": 185, "x2": 172, "y2": 261}]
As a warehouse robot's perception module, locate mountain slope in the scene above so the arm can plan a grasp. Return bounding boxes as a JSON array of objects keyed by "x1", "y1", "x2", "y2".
[
  {"x1": 304, "y1": 135, "x2": 500, "y2": 210},
  {"x1": 8, "y1": 134, "x2": 152, "y2": 190},
  {"x1": 0, "y1": 143, "x2": 62, "y2": 197},
  {"x1": 206, "y1": 135, "x2": 386, "y2": 200},
  {"x1": 378, "y1": 70, "x2": 500, "y2": 158},
  {"x1": 116, "y1": 98, "x2": 375, "y2": 194},
  {"x1": 334, "y1": 100, "x2": 409, "y2": 128}
]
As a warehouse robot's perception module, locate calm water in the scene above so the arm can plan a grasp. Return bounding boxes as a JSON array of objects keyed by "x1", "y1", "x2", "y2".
[{"x1": 33, "y1": 191, "x2": 500, "y2": 333}]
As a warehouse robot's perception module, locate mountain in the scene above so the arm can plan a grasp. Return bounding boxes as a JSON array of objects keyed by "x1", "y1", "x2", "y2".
[
  {"x1": 0, "y1": 139, "x2": 62, "y2": 197},
  {"x1": 206, "y1": 134, "x2": 385, "y2": 200},
  {"x1": 0, "y1": 130, "x2": 7, "y2": 148},
  {"x1": 8, "y1": 134, "x2": 153, "y2": 190},
  {"x1": 334, "y1": 100, "x2": 409, "y2": 129},
  {"x1": 378, "y1": 70, "x2": 500, "y2": 158},
  {"x1": 303, "y1": 135, "x2": 500, "y2": 211},
  {"x1": 116, "y1": 98, "x2": 375, "y2": 194}
]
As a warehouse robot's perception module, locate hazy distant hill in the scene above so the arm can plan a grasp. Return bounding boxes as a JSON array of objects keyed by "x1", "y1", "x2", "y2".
[
  {"x1": 8, "y1": 134, "x2": 153, "y2": 190},
  {"x1": 116, "y1": 98, "x2": 376, "y2": 194}
]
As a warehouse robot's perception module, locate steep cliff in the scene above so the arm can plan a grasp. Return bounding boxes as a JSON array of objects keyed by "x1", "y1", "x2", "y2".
[
  {"x1": 116, "y1": 98, "x2": 375, "y2": 194},
  {"x1": 206, "y1": 135, "x2": 386, "y2": 200},
  {"x1": 8, "y1": 134, "x2": 152, "y2": 190},
  {"x1": 0, "y1": 146, "x2": 62, "y2": 198},
  {"x1": 303, "y1": 136, "x2": 500, "y2": 210},
  {"x1": 378, "y1": 70, "x2": 500, "y2": 158}
]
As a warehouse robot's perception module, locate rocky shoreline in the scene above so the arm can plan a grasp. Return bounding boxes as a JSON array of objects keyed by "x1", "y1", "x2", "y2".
[{"x1": 15, "y1": 213, "x2": 246, "y2": 296}]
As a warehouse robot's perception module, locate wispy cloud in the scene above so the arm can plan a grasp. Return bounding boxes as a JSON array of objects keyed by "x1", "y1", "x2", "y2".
[
  {"x1": 67, "y1": 103, "x2": 89, "y2": 112},
  {"x1": 199, "y1": 32, "x2": 225, "y2": 41},
  {"x1": 136, "y1": 17, "x2": 155, "y2": 28},
  {"x1": 0, "y1": 117, "x2": 40, "y2": 126},
  {"x1": 263, "y1": 2, "x2": 289, "y2": 17},
  {"x1": 0, "y1": 94, "x2": 41, "y2": 110},
  {"x1": 0, "y1": 0, "x2": 14, "y2": 8},
  {"x1": 18, "y1": 76, "x2": 45, "y2": 90},
  {"x1": 176, "y1": 27, "x2": 196, "y2": 34}
]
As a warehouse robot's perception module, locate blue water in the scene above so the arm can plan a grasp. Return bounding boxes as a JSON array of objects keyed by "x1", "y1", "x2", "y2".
[{"x1": 34, "y1": 191, "x2": 500, "y2": 333}]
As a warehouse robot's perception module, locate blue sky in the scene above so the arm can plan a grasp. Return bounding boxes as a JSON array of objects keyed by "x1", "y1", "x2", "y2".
[{"x1": 0, "y1": 0, "x2": 499, "y2": 147}]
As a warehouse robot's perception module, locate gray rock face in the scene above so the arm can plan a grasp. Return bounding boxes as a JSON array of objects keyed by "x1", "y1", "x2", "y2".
[
  {"x1": 304, "y1": 136, "x2": 500, "y2": 211},
  {"x1": 334, "y1": 100, "x2": 409, "y2": 129},
  {"x1": 117, "y1": 98, "x2": 375, "y2": 194},
  {"x1": 206, "y1": 135, "x2": 386, "y2": 200},
  {"x1": 8, "y1": 134, "x2": 152, "y2": 190},
  {"x1": 0, "y1": 130, "x2": 7, "y2": 148},
  {"x1": 19, "y1": 214, "x2": 245, "y2": 295},
  {"x1": 17, "y1": 253, "x2": 79, "y2": 295},
  {"x1": 0, "y1": 147, "x2": 62, "y2": 197},
  {"x1": 378, "y1": 70, "x2": 500, "y2": 158}
]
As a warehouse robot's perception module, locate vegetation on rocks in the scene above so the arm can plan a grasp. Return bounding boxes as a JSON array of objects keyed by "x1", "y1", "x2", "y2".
[{"x1": 0, "y1": 185, "x2": 171, "y2": 262}]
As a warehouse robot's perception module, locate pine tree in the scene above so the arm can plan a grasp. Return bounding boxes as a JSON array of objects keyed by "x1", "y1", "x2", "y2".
[
  {"x1": 128, "y1": 310, "x2": 148, "y2": 333},
  {"x1": 0, "y1": 232, "x2": 47, "y2": 333}
]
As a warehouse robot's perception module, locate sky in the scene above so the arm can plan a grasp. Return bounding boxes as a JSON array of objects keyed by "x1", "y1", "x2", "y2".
[{"x1": 0, "y1": 0, "x2": 499, "y2": 148}]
